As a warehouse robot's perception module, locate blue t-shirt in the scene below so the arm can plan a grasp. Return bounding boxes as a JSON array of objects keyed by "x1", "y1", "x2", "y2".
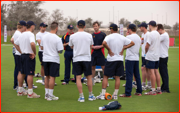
[{"x1": 91, "y1": 31, "x2": 106, "y2": 57}]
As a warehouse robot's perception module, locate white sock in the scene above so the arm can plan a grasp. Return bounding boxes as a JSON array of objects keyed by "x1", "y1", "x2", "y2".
[
  {"x1": 142, "y1": 82, "x2": 146, "y2": 87},
  {"x1": 49, "y1": 89, "x2": 54, "y2": 96},
  {"x1": 45, "y1": 88, "x2": 49, "y2": 95},
  {"x1": 157, "y1": 87, "x2": 161, "y2": 90},
  {"x1": 151, "y1": 88, "x2": 155, "y2": 92},
  {"x1": 18, "y1": 87, "x2": 23, "y2": 93},
  {"x1": 113, "y1": 89, "x2": 119, "y2": 95},
  {"x1": 147, "y1": 81, "x2": 151, "y2": 86},
  {"x1": 28, "y1": 88, "x2": 33, "y2": 95},
  {"x1": 89, "y1": 92, "x2": 92, "y2": 96},
  {"x1": 80, "y1": 93, "x2": 84, "y2": 97},
  {"x1": 102, "y1": 89, "x2": 106, "y2": 95}
]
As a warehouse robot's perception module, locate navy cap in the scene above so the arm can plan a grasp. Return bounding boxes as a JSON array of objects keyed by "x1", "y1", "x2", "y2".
[
  {"x1": 128, "y1": 24, "x2": 136, "y2": 30},
  {"x1": 77, "y1": 20, "x2": 85, "y2": 26},
  {"x1": 138, "y1": 22, "x2": 148, "y2": 28},
  {"x1": 148, "y1": 21, "x2": 156, "y2": 27},
  {"x1": 27, "y1": 21, "x2": 36, "y2": 26},
  {"x1": 18, "y1": 20, "x2": 26, "y2": 26},
  {"x1": 40, "y1": 22, "x2": 48, "y2": 27},
  {"x1": 109, "y1": 23, "x2": 118, "y2": 30},
  {"x1": 67, "y1": 24, "x2": 74, "y2": 29}
]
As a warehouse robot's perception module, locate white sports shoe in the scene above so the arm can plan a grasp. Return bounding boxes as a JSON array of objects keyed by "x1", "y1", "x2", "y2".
[
  {"x1": 96, "y1": 93, "x2": 105, "y2": 100},
  {"x1": 142, "y1": 86, "x2": 146, "y2": 91},
  {"x1": 88, "y1": 94, "x2": 96, "y2": 101},
  {"x1": 45, "y1": 93, "x2": 49, "y2": 99},
  {"x1": 47, "y1": 95, "x2": 59, "y2": 101},
  {"x1": 78, "y1": 97, "x2": 85, "y2": 102},
  {"x1": 27, "y1": 92, "x2": 40, "y2": 98},
  {"x1": 112, "y1": 94, "x2": 118, "y2": 100},
  {"x1": 146, "y1": 85, "x2": 151, "y2": 90}
]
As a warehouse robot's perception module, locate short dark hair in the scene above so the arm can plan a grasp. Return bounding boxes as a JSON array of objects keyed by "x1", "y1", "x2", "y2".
[
  {"x1": 78, "y1": 24, "x2": 85, "y2": 28},
  {"x1": 157, "y1": 24, "x2": 164, "y2": 30},
  {"x1": 51, "y1": 22, "x2": 58, "y2": 30},
  {"x1": 93, "y1": 21, "x2": 100, "y2": 26},
  {"x1": 127, "y1": 25, "x2": 137, "y2": 32}
]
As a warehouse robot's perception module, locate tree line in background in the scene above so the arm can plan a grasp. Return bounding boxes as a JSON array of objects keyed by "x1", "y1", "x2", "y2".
[{"x1": 1, "y1": 1, "x2": 179, "y2": 32}]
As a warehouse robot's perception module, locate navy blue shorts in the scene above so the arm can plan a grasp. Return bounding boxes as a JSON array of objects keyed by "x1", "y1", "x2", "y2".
[
  {"x1": 73, "y1": 61, "x2": 92, "y2": 76},
  {"x1": 141, "y1": 57, "x2": 146, "y2": 67},
  {"x1": 15, "y1": 55, "x2": 22, "y2": 72},
  {"x1": 21, "y1": 54, "x2": 36, "y2": 75},
  {"x1": 91, "y1": 56, "x2": 105, "y2": 66},
  {"x1": 38, "y1": 51, "x2": 43, "y2": 66},
  {"x1": 104, "y1": 61, "x2": 124, "y2": 77},
  {"x1": 145, "y1": 60, "x2": 159, "y2": 69},
  {"x1": 44, "y1": 62, "x2": 60, "y2": 77}
]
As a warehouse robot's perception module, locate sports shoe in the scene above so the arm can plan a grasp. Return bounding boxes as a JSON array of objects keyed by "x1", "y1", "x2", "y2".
[
  {"x1": 144, "y1": 91, "x2": 156, "y2": 95},
  {"x1": 47, "y1": 95, "x2": 59, "y2": 101},
  {"x1": 27, "y1": 92, "x2": 40, "y2": 98},
  {"x1": 134, "y1": 92, "x2": 142, "y2": 96},
  {"x1": 45, "y1": 93, "x2": 49, "y2": 99},
  {"x1": 156, "y1": 90, "x2": 162, "y2": 94},
  {"x1": 54, "y1": 83, "x2": 57, "y2": 86},
  {"x1": 88, "y1": 94, "x2": 96, "y2": 101},
  {"x1": 42, "y1": 82, "x2": 45, "y2": 85},
  {"x1": 142, "y1": 86, "x2": 146, "y2": 91},
  {"x1": 17, "y1": 91, "x2": 28, "y2": 96},
  {"x1": 119, "y1": 94, "x2": 132, "y2": 97},
  {"x1": 112, "y1": 94, "x2": 118, "y2": 100},
  {"x1": 146, "y1": 85, "x2": 151, "y2": 90},
  {"x1": 62, "y1": 82, "x2": 68, "y2": 85},
  {"x1": 96, "y1": 93, "x2": 105, "y2": 100},
  {"x1": 78, "y1": 97, "x2": 85, "y2": 102}
]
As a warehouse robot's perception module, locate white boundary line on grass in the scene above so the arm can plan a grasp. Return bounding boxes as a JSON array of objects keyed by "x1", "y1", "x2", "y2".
[{"x1": 1, "y1": 44, "x2": 179, "y2": 48}]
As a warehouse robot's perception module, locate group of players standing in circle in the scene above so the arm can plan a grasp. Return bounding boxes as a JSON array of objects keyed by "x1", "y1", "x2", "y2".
[{"x1": 11, "y1": 19, "x2": 170, "y2": 102}]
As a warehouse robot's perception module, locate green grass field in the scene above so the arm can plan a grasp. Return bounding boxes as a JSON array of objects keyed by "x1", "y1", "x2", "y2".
[{"x1": 1, "y1": 45, "x2": 179, "y2": 112}]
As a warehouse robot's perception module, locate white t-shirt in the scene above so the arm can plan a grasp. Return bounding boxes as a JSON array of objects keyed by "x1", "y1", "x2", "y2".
[
  {"x1": 14, "y1": 31, "x2": 35, "y2": 54},
  {"x1": 12, "y1": 30, "x2": 22, "y2": 55},
  {"x1": 141, "y1": 31, "x2": 150, "y2": 57},
  {"x1": 69, "y1": 31, "x2": 94, "y2": 62},
  {"x1": 40, "y1": 33, "x2": 63, "y2": 64},
  {"x1": 36, "y1": 31, "x2": 48, "y2": 52},
  {"x1": 104, "y1": 33, "x2": 131, "y2": 61},
  {"x1": 160, "y1": 32, "x2": 169, "y2": 58},
  {"x1": 125, "y1": 34, "x2": 141, "y2": 61},
  {"x1": 145, "y1": 30, "x2": 160, "y2": 61}
]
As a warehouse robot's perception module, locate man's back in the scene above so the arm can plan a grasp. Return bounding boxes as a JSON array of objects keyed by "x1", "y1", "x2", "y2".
[
  {"x1": 18, "y1": 31, "x2": 35, "y2": 54},
  {"x1": 36, "y1": 31, "x2": 48, "y2": 51},
  {"x1": 146, "y1": 30, "x2": 160, "y2": 61},
  {"x1": 104, "y1": 33, "x2": 131, "y2": 61},
  {"x1": 126, "y1": 34, "x2": 141, "y2": 61},
  {"x1": 69, "y1": 31, "x2": 93, "y2": 62},
  {"x1": 160, "y1": 32, "x2": 169, "y2": 58},
  {"x1": 41, "y1": 33, "x2": 63, "y2": 64}
]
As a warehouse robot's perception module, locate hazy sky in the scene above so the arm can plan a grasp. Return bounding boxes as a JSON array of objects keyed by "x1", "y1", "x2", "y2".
[{"x1": 2, "y1": 1, "x2": 179, "y2": 26}]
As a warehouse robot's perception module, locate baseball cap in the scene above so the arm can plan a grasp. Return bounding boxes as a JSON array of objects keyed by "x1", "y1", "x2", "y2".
[
  {"x1": 109, "y1": 23, "x2": 118, "y2": 30},
  {"x1": 148, "y1": 21, "x2": 156, "y2": 27},
  {"x1": 77, "y1": 20, "x2": 85, "y2": 26},
  {"x1": 128, "y1": 24, "x2": 136, "y2": 30},
  {"x1": 40, "y1": 22, "x2": 48, "y2": 27},
  {"x1": 27, "y1": 21, "x2": 36, "y2": 26},
  {"x1": 67, "y1": 25, "x2": 74, "y2": 29},
  {"x1": 138, "y1": 22, "x2": 148, "y2": 28},
  {"x1": 18, "y1": 20, "x2": 26, "y2": 26}
]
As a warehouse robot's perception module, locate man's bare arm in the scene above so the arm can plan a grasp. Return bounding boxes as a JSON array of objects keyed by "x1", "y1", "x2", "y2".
[
  {"x1": 37, "y1": 40, "x2": 41, "y2": 46},
  {"x1": 120, "y1": 41, "x2": 135, "y2": 55},
  {"x1": 14, "y1": 44, "x2": 22, "y2": 54},
  {"x1": 31, "y1": 42, "x2": 36, "y2": 55},
  {"x1": 145, "y1": 42, "x2": 150, "y2": 54},
  {"x1": 11, "y1": 38, "x2": 14, "y2": 44},
  {"x1": 102, "y1": 41, "x2": 114, "y2": 56}
]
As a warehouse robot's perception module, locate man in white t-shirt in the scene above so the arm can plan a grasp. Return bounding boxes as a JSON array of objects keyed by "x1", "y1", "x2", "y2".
[
  {"x1": 41, "y1": 22, "x2": 63, "y2": 101},
  {"x1": 119, "y1": 24, "x2": 142, "y2": 97},
  {"x1": 14, "y1": 21, "x2": 40, "y2": 98},
  {"x1": 96, "y1": 24, "x2": 134, "y2": 100},
  {"x1": 138, "y1": 22, "x2": 151, "y2": 90},
  {"x1": 11, "y1": 21, "x2": 27, "y2": 90},
  {"x1": 144, "y1": 21, "x2": 162, "y2": 95},
  {"x1": 157, "y1": 24, "x2": 170, "y2": 93},
  {"x1": 69, "y1": 20, "x2": 96, "y2": 102},
  {"x1": 36, "y1": 22, "x2": 48, "y2": 85}
]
